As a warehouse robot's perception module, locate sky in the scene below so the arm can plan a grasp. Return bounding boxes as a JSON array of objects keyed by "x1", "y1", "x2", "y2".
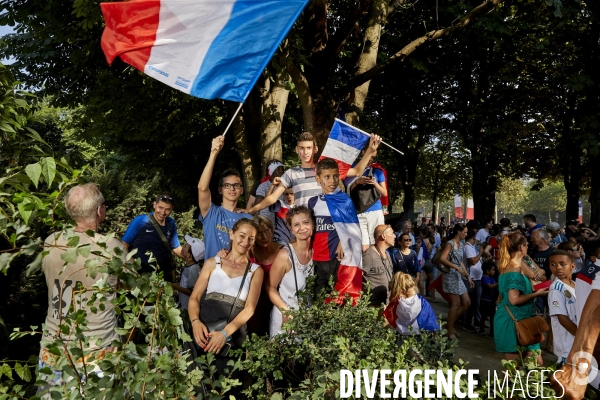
[{"x1": 0, "y1": 25, "x2": 15, "y2": 64}]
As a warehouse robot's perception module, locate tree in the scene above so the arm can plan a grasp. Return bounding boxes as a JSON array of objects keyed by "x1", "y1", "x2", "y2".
[
  {"x1": 496, "y1": 178, "x2": 526, "y2": 216},
  {"x1": 521, "y1": 180, "x2": 567, "y2": 223}
]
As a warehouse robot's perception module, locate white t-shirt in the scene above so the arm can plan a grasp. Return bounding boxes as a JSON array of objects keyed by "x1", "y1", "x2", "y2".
[
  {"x1": 549, "y1": 280, "x2": 577, "y2": 359},
  {"x1": 475, "y1": 229, "x2": 490, "y2": 244},
  {"x1": 464, "y1": 242, "x2": 483, "y2": 280}
]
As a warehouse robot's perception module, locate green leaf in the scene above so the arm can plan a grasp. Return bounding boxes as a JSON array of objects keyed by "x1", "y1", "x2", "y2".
[
  {"x1": 14, "y1": 363, "x2": 26, "y2": 381},
  {"x1": 66, "y1": 235, "x2": 80, "y2": 247},
  {"x1": 40, "y1": 157, "x2": 57, "y2": 187},
  {"x1": 24, "y1": 163, "x2": 42, "y2": 188},
  {"x1": 167, "y1": 308, "x2": 183, "y2": 326},
  {"x1": 1, "y1": 363, "x2": 12, "y2": 380},
  {"x1": 77, "y1": 244, "x2": 91, "y2": 258},
  {"x1": 60, "y1": 248, "x2": 78, "y2": 264},
  {"x1": 17, "y1": 199, "x2": 33, "y2": 225}
]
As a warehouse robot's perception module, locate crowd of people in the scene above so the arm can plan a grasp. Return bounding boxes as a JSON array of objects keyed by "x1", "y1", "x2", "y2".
[{"x1": 36, "y1": 130, "x2": 600, "y2": 399}]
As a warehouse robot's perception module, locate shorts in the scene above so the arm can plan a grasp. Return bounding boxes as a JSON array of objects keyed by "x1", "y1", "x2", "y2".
[
  {"x1": 358, "y1": 209, "x2": 385, "y2": 245},
  {"x1": 422, "y1": 260, "x2": 435, "y2": 274},
  {"x1": 313, "y1": 259, "x2": 340, "y2": 296}
]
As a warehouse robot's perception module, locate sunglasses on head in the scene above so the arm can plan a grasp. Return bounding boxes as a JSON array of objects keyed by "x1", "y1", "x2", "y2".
[{"x1": 158, "y1": 195, "x2": 174, "y2": 203}]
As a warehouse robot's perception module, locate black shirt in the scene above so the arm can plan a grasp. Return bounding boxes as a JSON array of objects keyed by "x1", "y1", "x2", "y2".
[{"x1": 531, "y1": 247, "x2": 553, "y2": 280}]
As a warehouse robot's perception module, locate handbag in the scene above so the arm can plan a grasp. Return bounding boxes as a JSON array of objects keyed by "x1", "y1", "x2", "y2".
[
  {"x1": 431, "y1": 243, "x2": 453, "y2": 273},
  {"x1": 287, "y1": 244, "x2": 312, "y2": 308},
  {"x1": 504, "y1": 304, "x2": 549, "y2": 346},
  {"x1": 202, "y1": 261, "x2": 251, "y2": 356}
]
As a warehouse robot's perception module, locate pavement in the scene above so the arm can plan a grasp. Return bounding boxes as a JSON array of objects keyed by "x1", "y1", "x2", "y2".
[{"x1": 427, "y1": 297, "x2": 557, "y2": 372}]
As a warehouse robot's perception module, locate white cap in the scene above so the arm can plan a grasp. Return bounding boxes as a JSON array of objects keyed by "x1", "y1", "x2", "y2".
[
  {"x1": 268, "y1": 162, "x2": 284, "y2": 177},
  {"x1": 184, "y1": 234, "x2": 205, "y2": 262},
  {"x1": 547, "y1": 222, "x2": 561, "y2": 232}
]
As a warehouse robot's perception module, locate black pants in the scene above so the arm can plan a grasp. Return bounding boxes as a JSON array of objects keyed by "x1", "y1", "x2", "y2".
[
  {"x1": 479, "y1": 299, "x2": 496, "y2": 334},
  {"x1": 313, "y1": 259, "x2": 340, "y2": 297}
]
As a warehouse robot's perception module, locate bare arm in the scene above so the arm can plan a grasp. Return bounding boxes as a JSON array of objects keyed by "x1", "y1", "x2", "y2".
[
  {"x1": 171, "y1": 283, "x2": 192, "y2": 296},
  {"x1": 557, "y1": 314, "x2": 578, "y2": 337},
  {"x1": 198, "y1": 137, "x2": 224, "y2": 218},
  {"x1": 188, "y1": 259, "x2": 216, "y2": 346},
  {"x1": 172, "y1": 246, "x2": 183, "y2": 259},
  {"x1": 248, "y1": 185, "x2": 286, "y2": 214},
  {"x1": 246, "y1": 195, "x2": 256, "y2": 209},
  {"x1": 267, "y1": 249, "x2": 293, "y2": 311},
  {"x1": 466, "y1": 245, "x2": 483, "y2": 266},
  {"x1": 346, "y1": 135, "x2": 382, "y2": 178},
  {"x1": 507, "y1": 287, "x2": 548, "y2": 306}
]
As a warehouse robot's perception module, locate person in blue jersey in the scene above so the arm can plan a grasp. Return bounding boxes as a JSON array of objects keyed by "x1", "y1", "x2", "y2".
[
  {"x1": 198, "y1": 136, "x2": 252, "y2": 260},
  {"x1": 122, "y1": 192, "x2": 183, "y2": 282}
]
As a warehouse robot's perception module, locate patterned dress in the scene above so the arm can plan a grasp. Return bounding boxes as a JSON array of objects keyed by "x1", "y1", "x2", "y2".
[
  {"x1": 494, "y1": 271, "x2": 541, "y2": 353},
  {"x1": 442, "y1": 241, "x2": 467, "y2": 295}
]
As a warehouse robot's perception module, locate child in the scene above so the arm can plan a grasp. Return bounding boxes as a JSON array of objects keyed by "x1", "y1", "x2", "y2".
[
  {"x1": 172, "y1": 235, "x2": 204, "y2": 311},
  {"x1": 307, "y1": 158, "x2": 362, "y2": 299},
  {"x1": 479, "y1": 262, "x2": 498, "y2": 337},
  {"x1": 548, "y1": 249, "x2": 577, "y2": 364},
  {"x1": 384, "y1": 272, "x2": 439, "y2": 335}
]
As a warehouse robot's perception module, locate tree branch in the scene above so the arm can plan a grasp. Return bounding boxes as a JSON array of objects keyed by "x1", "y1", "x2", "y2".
[
  {"x1": 338, "y1": 0, "x2": 502, "y2": 93},
  {"x1": 326, "y1": 0, "x2": 374, "y2": 56}
]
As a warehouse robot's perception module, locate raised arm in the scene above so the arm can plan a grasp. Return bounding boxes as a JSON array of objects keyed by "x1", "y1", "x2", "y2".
[
  {"x1": 198, "y1": 137, "x2": 224, "y2": 218},
  {"x1": 248, "y1": 184, "x2": 286, "y2": 214},
  {"x1": 346, "y1": 134, "x2": 382, "y2": 178}
]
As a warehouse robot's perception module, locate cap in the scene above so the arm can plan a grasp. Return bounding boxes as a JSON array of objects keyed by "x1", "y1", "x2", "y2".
[
  {"x1": 567, "y1": 220, "x2": 578, "y2": 227},
  {"x1": 547, "y1": 222, "x2": 561, "y2": 231},
  {"x1": 184, "y1": 234, "x2": 205, "y2": 262},
  {"x1": 268, "y1": 162, "x2": 284, "y2": 177}
]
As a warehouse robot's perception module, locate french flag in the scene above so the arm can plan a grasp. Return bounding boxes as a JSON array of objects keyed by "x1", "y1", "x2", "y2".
[
  {"x1": 383, "y1": 294, "x2": 440, "y2": 335},
  {"x1": 100, "y1": 0, "x2": 309, "y2": 102},
  {"x1": 454, "y1": 194, "x2": 462, "y2": 219},
  {"x1": 323, "y1": 191, "x2": 363, "y2": 303},
  {"x1": 466, "y1": 198, "x2": 474, "y2": 220},
  {"x1": 320, "y1": 119, "x2": 371, "y2": 180}
]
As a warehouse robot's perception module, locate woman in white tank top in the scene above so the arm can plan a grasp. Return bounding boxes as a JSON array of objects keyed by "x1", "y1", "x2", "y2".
[
  {"x1": 188, "y1": 218, "x2": 264, "y2": 364},
  {"x1": 267, "y1": 206, "x2": 314, "y2": 338}
]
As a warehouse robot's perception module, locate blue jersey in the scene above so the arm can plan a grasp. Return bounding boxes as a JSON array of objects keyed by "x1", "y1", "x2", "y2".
[
  {"x1": 122, "y1": 213, "x2": 180, "y2": 279},
  {"x1": 198, "y1": 203, "x2": 251, "y2": 260}
]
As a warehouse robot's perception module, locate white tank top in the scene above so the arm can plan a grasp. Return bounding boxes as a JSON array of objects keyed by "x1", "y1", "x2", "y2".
[
  {"x1": 278, "y1": 245, "x2": 313, "y2": 310},
  {"x1": 206, "y1": 257, "x2": 260, "y2": 301}
]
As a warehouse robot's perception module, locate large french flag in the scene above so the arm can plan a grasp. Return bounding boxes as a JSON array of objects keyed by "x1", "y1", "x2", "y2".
[
  {"x1": 100, "y1": 0, "x2": 309, "y2": 102},
  {"x1": 323, "y1": 191, "x2": 363, "y2": 303},
  {"x1": 454, "y1": 194, "x2": 462, "y2": 219},
  {"x1": 319, "y1": 119, "x2": 371, "y2": 180}
]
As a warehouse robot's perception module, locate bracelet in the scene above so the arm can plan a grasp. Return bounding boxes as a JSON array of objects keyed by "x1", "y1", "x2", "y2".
[
  {"x1": 191, "y1": 318, "x2": 200, "y2": 324},
  {"x1": 221, "y1": 329, "x2": 231, "y2": 343},
  {"x1": 566, "y1": 362, "x2": 590, "y2": 375}
]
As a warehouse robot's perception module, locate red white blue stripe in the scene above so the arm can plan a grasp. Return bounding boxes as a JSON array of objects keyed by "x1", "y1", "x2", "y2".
[
  {"x1": 319, "y1": 119, "x2": 371, "y2": 180},
  {"x1": 323, "y1": 191, "x2": 363, "y2": 301},
  {"x1": 100, "y1": 0, "x2": 308, "y2": 102}
]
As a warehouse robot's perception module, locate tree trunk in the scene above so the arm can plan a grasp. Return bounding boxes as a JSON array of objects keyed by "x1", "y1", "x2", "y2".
[
  {"x1": 563, "y1": 146, "x2": 582, "y2": 221},
  {"x1": 345, "y1": 0, "x2": 387, "y2": 127},
  {"x1": 590, "y1": 152, "x2": 600, "y2": 228},
  {"x1": 260, "y1": 71, "x2": 288, "y2": 166},
  {"x1": 234, "y1": 103, "x2": 261, "y2": 202},
  {"x1": 471, "y1": 157, "x2": 497, "y2": 222}
]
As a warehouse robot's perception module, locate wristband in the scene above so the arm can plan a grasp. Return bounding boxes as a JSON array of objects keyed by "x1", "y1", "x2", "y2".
[{"x1": 221, "y1": 329, "x2": 231, "y2": 342}]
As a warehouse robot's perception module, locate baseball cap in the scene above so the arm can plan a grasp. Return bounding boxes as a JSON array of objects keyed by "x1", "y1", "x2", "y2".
[
  {"x1": 184, "y1": 234, "x2": 205, "y2": 262},
  {"x1": 567, "y1": 220, "x2": 578, "y2": 227},
  {"x1": 547, "y1": 222, "x2": 561, "y2": 231},
  {"x1": 268, "y1": 162, "x2": 284, "y2": 177}
]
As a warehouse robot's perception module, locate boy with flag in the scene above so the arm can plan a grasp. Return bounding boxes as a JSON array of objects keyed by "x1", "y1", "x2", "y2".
[{"x1": 307, "y1": 158, "x2": 364, "y2": 301}]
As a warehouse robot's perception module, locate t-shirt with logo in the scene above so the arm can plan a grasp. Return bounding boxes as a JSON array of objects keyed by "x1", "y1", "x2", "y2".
[
  {"x1": 198, "y1": 203, "x2": 251, "y2": 261},
  {"x1": 269, "y1": 200, "x2": 294, "y2": 244},
  {"x1": 531, "y1": 247, "x2": 553, "y2": 280},
  {"x1": 280, "y1": 166, "x2": 322, "y2": 208},
  {"x1": 549, "y1": 280, "x2": 577, "y2": 359},
  {"x1": 575, "y1": 262, "x2": 600, "y2": 388},
  {"x1": 308, "y1": 193, "x2": 341, "y2": 262},
  {"x1": 122, "y1": 213, "x2": 181, "y2": 279},
  {"x1": 41, "y1": 231, "x2": 124, "y2": 351}
]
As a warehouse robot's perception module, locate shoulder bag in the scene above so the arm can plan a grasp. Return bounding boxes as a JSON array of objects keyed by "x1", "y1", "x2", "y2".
[
  {"x1": 201, "y1": 261, "x2": 251, "y2": 356},
  {"x1": 431, "y1": 242, "x2": 453, "y2": 273},
  {"x1": 504, "y1": 304, "x2": 549, "y2": 346},
  {"x1": 287, "y1": 244, "x2": 312, "y2": 307},
  {"x1": 147, "y1": 213, "x2": 177, "y2": 282}
]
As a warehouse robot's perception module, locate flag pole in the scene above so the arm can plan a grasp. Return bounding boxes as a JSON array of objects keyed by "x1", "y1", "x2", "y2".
[
  {"x1": 222, "y1": 102, "x2": 244, "y2": 136},
  {"x1": 334, "y1": 118, "x2": 404, "y2": 156}
]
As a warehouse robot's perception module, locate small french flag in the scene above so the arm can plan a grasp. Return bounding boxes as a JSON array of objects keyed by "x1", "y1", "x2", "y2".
[{"x1": 319, "y1": 119, "x2": 371, "y2": 180}]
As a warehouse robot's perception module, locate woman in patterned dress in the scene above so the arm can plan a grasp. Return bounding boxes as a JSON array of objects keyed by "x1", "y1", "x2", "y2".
[{"x1": 439, "y1": 224, "x2": 473, "y2": 340}]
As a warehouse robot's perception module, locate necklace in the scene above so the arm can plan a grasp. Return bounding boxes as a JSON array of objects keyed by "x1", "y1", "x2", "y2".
[{"x1": 226, "y1": 257, "x2": 246, "y2": 269}]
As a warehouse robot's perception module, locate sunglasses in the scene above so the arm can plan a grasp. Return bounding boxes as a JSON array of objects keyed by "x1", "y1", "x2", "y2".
[{"x1": 158, "y1": 195, "x2": 174, "y2": 203}]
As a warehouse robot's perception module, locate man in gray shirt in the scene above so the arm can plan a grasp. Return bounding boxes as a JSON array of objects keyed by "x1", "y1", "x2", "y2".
[{"x1": 362, "y1": 224, "x2": 396, "y2": 306}]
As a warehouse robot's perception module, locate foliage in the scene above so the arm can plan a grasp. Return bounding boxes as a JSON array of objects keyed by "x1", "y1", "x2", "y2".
[
  {"x1": 522, "y1": 180, "x2": 568, "y2": 215},
  {"x1": 241, "y1": 284, "x2": 463, "y2": 399},
  {"x1": 496, "y1": 178, "x2": 527, "y2": 216}
]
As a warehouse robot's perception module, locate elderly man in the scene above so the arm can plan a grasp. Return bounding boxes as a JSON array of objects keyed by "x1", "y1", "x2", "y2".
[
  {"x1": 38, "y1": 183, "x2": 124, "y2": 389},
  {"x1": 362, "y1": 224, "x2": 396, "y2": 306},
  {"x1": 531, "y1": 227, "x2": 554, "y2": 351}
]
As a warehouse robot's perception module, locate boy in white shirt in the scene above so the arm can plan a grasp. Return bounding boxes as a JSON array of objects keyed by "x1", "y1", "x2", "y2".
[{"x1": 548, "y1": 249, "x2": 577, "y2": 364}]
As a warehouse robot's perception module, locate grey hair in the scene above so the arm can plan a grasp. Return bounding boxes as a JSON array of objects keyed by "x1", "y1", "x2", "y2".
[
  {"x1": 64, "y1": 183, "x2": 104, "y2": 224},
  {"x1": 401, "y1": 220, "x2": 411, "y2": 230},
  {"x1": 534, "y1": 228, "x2": 550, "y2": 244}
]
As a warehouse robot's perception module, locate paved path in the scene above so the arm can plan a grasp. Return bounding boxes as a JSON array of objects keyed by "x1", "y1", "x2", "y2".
[{"x1": 428, "y1": 298, "x2": 557, "y2": 372}]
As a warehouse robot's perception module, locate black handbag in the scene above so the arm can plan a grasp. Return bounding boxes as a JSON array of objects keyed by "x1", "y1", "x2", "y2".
[{"x1": 202, "y1": 261, "x2": 251, "y2": 356}]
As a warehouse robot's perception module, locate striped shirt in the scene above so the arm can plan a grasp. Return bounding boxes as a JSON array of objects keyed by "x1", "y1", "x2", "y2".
[{"x1": 280, "y1": 166, "x2": 322, "y2": 208}]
